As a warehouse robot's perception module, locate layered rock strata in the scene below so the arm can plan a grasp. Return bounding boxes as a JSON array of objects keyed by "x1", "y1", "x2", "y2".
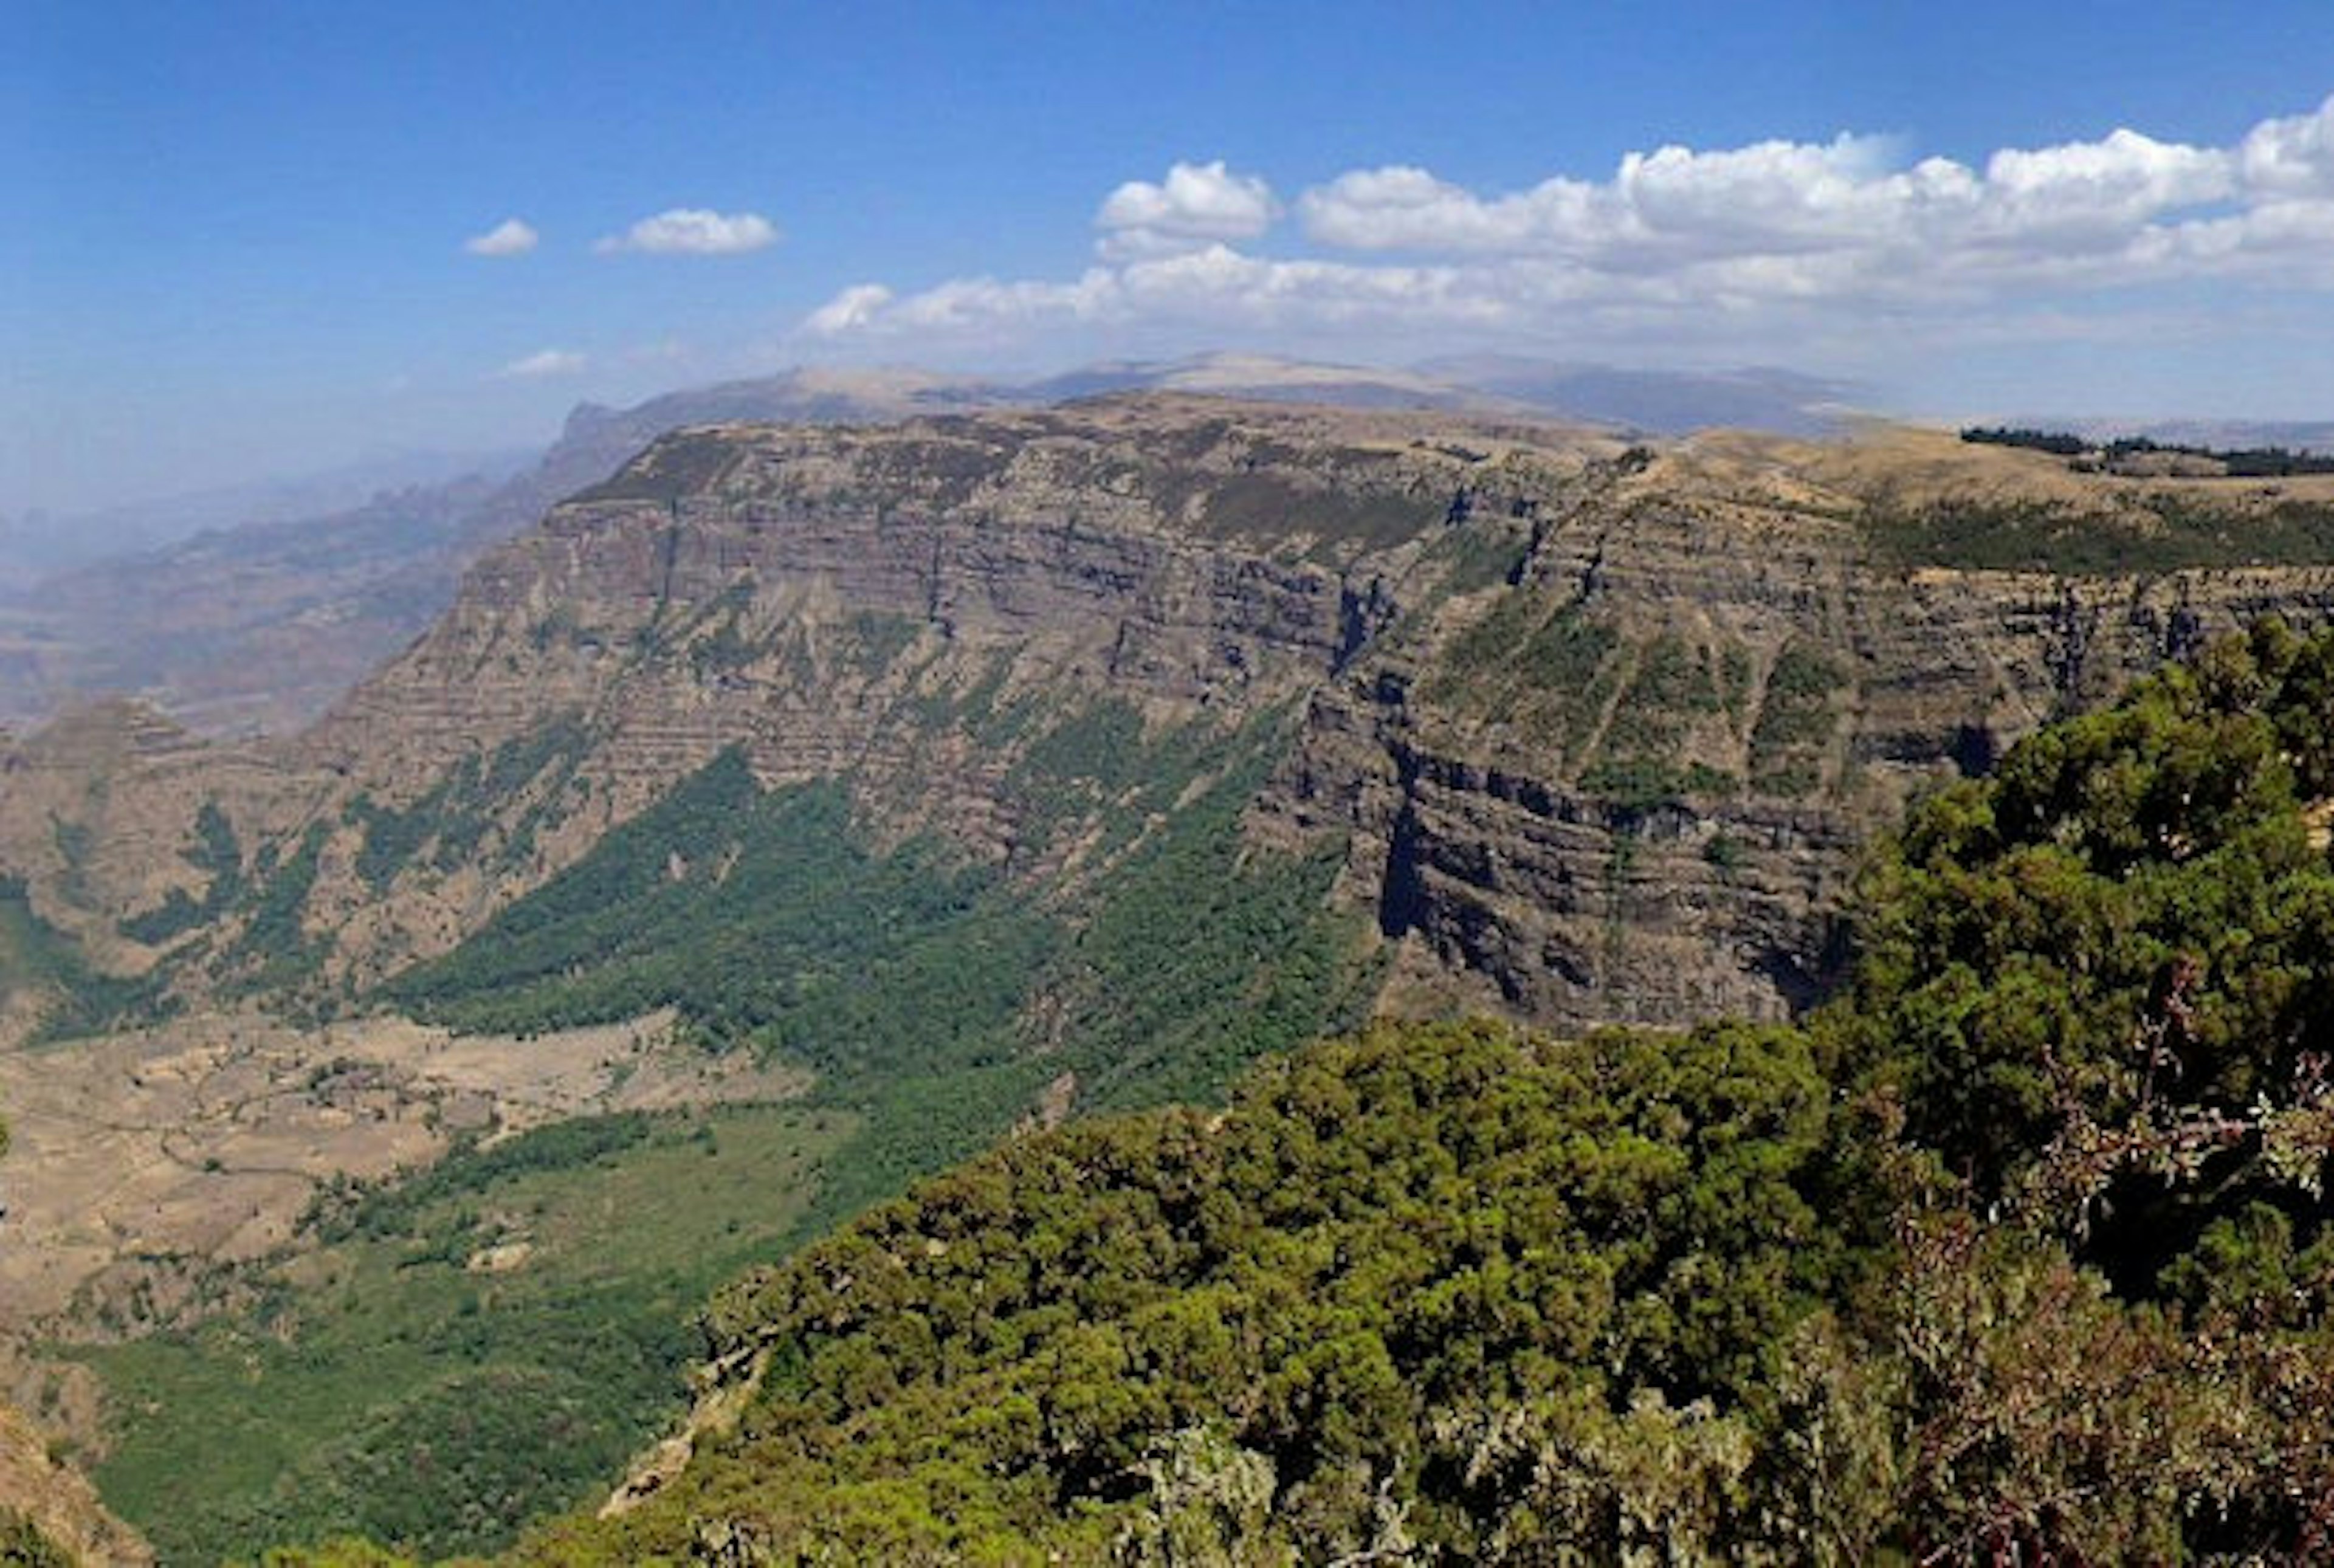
[{"x1": 11, "y1": 398, "x2": 2334, "y2": 1031}]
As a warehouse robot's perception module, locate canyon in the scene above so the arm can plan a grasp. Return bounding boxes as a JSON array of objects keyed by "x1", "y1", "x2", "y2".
[{"x1": 10, "y1": 394, "x2": 2334, "y2": 1558}]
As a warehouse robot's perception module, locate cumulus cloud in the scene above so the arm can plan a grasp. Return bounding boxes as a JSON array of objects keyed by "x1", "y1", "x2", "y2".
[
  {"x1": 807, "y1": 246, "x2": 1519, "y2": 345},
  {"x1": 1297, "y1": 125, "x2": 2252, "y2": 280},
  {"x1": 595, "y1": 208, "x2": 779, "y2": 256},
  {"x1": 2242, "y1": 96, "x2": 2334, "y2": 196},
  {"x1": 495, "y1": 348, "x2": 587, "y2": 379},
  {"x1": 804, "y1": 283, "x2": 896, "y2": 335},
  {"x1": 463, "y1": 217, "x2": 540, "y2": 257},
  {"x1": 1096, "y1": 160, "x2": 1278, "y2": 258},
  {"x1": 804, "y1": 94, "x2": 2334, "y2": 354}
]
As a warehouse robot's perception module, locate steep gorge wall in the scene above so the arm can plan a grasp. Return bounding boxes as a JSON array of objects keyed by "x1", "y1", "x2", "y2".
[
  {"x1": 1279, "y1": 460, "x2": 2334, "y2": 1029},
  {"x1": 219, "y1": 402, "x2": 1526, "y2": 984},
  {"x1": 13, "y1": 399, "x2": 2334, "y2": 1034}
]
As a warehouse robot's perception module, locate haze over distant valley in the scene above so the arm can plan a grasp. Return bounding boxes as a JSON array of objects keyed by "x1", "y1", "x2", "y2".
[
  {"x1": 0, "y1": 354, "x2": 1867, "y2": 735},
  {"x1": 15, "y1": 3, "x2": 2334, "y2": 523},
  {"x1": 10, "y1": 7, "x2": 2334, "y2": 1562}
]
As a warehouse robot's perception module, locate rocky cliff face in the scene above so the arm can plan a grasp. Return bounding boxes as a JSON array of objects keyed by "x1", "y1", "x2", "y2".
[
  {"x1": 272, "y1": 399, "x2": 1563, "y2": 983},
  {"x1": 1281, "y1": 444, "x2": 2334, "y2": 1028},
  {"x1": 0, "y1": 370, "x2": 1011, "y2": 739},
  {"x1": 11, "y1": 398, "x2": 2334, "y2": 1034}
]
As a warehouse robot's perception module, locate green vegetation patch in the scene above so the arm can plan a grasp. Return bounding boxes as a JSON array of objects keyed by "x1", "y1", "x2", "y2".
[
  {"x1": 1030, "y1": 734, "x2": 1368, "y2": 1117},
  {"x1": 2, "y1": 875, "x2": 165, "y2": 1039},
  {"x1": 48, "y1": 817, "x2": 97, "y2": 904},
  {"x1": 384, "y1": 714, "x2": 1368, "y2": 1235},
  {"x1": 490, "y1": 620, "x2": 2334, "y2": 1566},
  {"x1": 1749, "y1": 641, "x2": 1844, "y2": 797},
  {"x1": 117, "y1": 882, "x2": 208, "y2": 947},
  {"x1": 842, "y1": 609, "x2": 923, "y2": 673},
  {"x1": 67, "y1": 1103, "x2": 856, "y2": 1566},
  {"x1": 219, "y1": 821, "x2": 333, "y2": 995},
  {"x1": 1575, "y1": 757, "x2": 1737, "y2": 811},
  {"x1": 1427, "y1": 597, "x2": 1757, "y2": 804},
  {"x1": 0, "y1": 875, "x2": 77, "y2": 1013},
  {"x1": 1196, "y1": 471, "x2": 1436, "y2": 555},
  {"x1": 1425, "y1": 517, "x2": 1532, "y2": 594},
  {"x1": 1588, "y1": 633, "x2": 1735, "y2": 801},
  {"x1": 1423, "y1": 591, "x2": 1624, "y2": 763},
  {"x1": 1861, "y1": 492, "x2": 2334, "y2": 573},
  {"x1": 385, "y1": 754, "x2": 1036, "y2": 1054},
  {"x1": 339, "y1": 720, "x2": 599, "y2": 909}
]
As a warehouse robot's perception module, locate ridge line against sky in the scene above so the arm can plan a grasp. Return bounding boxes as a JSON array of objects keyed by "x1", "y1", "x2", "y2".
[{"x1": 8, "y1": 1, "x2": 2334, "y2": 516}]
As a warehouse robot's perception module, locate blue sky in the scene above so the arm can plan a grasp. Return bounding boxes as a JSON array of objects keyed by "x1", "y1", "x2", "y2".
[{"x1": 9, "y1": 1, "x2": 2334, "y2": 514}]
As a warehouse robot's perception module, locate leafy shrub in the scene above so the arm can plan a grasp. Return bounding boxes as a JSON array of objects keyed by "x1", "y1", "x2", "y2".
[{"x1": 500, "y1": 622, "x2": 2334, "y2": 1564}]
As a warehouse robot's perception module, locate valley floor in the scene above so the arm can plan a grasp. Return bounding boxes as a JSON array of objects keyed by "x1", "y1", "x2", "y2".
[
  {"x1": 0, "y1": 1007, "x2": 816, "y2": 1562},
  {"x1": 0, "y1": 1008, "x2": 804, "y2": 1330}
]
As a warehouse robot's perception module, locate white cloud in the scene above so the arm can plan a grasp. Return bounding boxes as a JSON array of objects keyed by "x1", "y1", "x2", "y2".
[
  {"x1": 1976, "y1": 128, "x2": 2234, "y2": 254},
  {"x1": 1096, "y1": 160, "x2": 1278, "y2": 259},
  {"x1": 808, "y1": 246, "x2": 1527, "y2": 344},
  {"x1": 802, "y1": 95, "x2": 2334, "y2": 363},
  {"x1": 595, "y1": 208, "x2": 779, "y2": 256},
  {"x1": 1297, "y1": 126, "x2": 2245, "y2": 280},
  {"x1": 1300, "y1": 165, "x2": 1575, "y2": 252},
  {"x1": 463, "y1": 217, "x2": 540, "y2": 257},
  {"x1": 2242, "y1": 95, "x2": 2334, "y2": 197},
  {"x1": 495, "y1": 348, "x2": 587, "y2": 379},
  {"x1": 804, "y1": 283, "x2": 895, "y2": 335}
]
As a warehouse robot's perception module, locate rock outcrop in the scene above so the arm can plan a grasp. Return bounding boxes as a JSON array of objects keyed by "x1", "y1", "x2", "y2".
[
  {"x1": 11, "y1": 398, "x2": 2334, "y2": 1034},
  {"x1": 0, "y1": 1398, "x2": 154, "y2": 1565}
]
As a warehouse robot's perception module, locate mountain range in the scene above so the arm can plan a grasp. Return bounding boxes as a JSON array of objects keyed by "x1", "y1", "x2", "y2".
[
  {"x1": 5, "y1": 379, "x2": 2334, "y2": 1560},
  {"x1": 0, "y1": 357, "x2": 1858, "y2": 736}
]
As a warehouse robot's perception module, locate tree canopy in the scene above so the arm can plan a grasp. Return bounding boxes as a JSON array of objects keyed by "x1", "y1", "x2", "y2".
[{"x1": 276, "y1": 623, "x2": 2334, "y2": 1563}]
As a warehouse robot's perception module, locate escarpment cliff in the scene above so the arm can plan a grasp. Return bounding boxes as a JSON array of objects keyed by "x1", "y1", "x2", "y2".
[
  {"x1": 10, "y1": 399, "x2": 2334, "y2": 1034},
  {"x1": 1279, "y1": 450, "x2": 2334, "y2": 1027},
  {"x1": 267, "y1": 399, "x2": 1578, "y2": 983}
]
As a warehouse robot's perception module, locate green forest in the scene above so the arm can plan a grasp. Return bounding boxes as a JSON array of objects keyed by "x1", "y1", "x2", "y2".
[
  {"x1": 24, "y1": 624, "x2": 2334, "y2": 1563},
  {"x1": 249, "y1": 620, "x2": 2334, "y2": 1563},
  {"x1": 222, "y1": 621, "x2": 2334, "y2": 1558},
  {"x1": 43, "y1": 703, "x2": 1375, "y2": 1564},
  {"x1": 383, "y1": 705, "x2": 1372, "y2": 1225}
]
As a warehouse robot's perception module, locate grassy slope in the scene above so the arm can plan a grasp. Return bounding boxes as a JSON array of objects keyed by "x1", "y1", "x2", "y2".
[
  {"x1": 383, "y1": 709, "x2": 1371, "y2": 1227},
  {"x1": 68, "y1": 1104, "x2": 856, "y2": 1565},
  {"x1": 1861, "y1": 489, "x2": 2334, "y2": 574},
  {"x1": 0, "y1": 878, "x2": 61, "y2": 1008},
  {"x1": 64, "y1": 700, "x2": 1368, "y2": 1564},
  {"x1": 1, "y1": 878, "x2": 94, "y2": 1019}
]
